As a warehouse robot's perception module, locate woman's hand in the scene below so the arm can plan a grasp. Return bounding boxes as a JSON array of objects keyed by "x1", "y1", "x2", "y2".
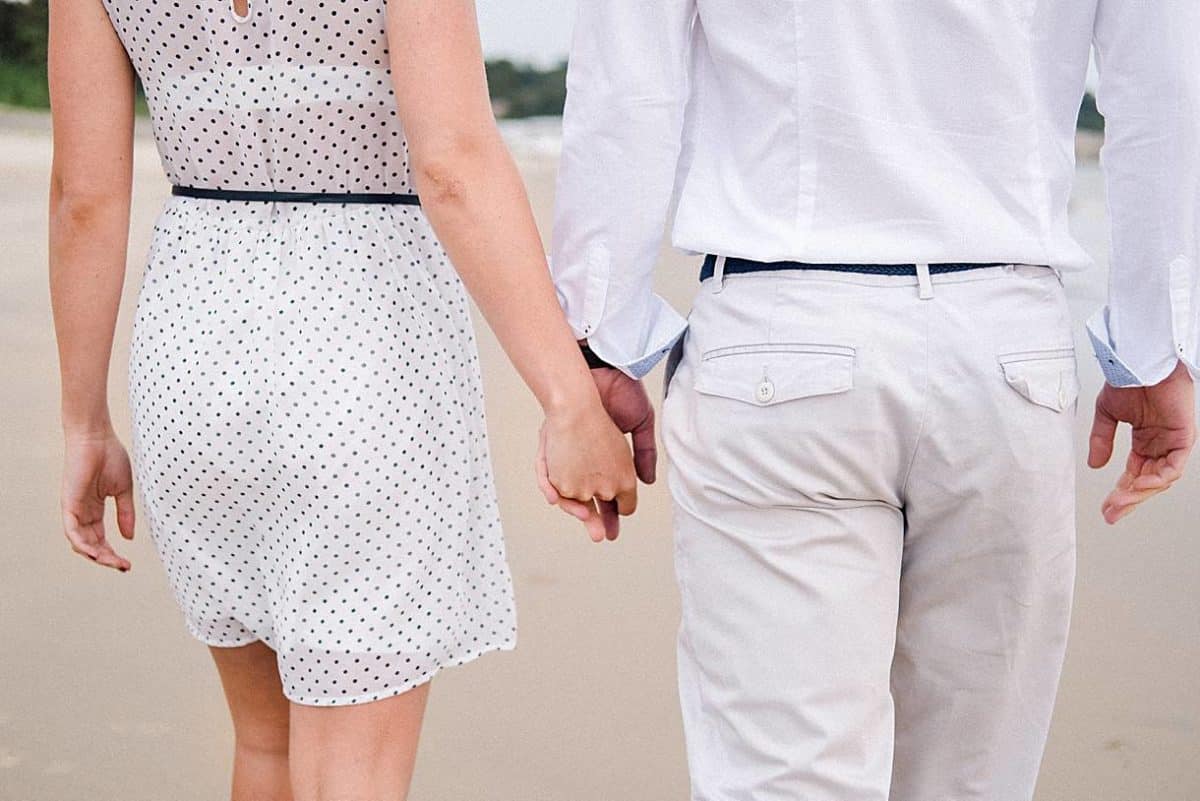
[
  {"x1": 61, "y1": 428, "x2": 136, "y2": 571},
  {"x1": 536, "y1": 402, "x2": 639, "y2": 543}
]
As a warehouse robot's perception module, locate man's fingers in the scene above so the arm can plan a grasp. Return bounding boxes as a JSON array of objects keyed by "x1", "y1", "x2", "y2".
[
  {"x1": 614, "y1": 484, "x2": 637, "y2": 517},
  {"x1": 1105, "y1": 441, "x2": 1194, "y2": 522},
  {"x1": 598, "y1": 500, "x2": 620, "y2": 541},
  {"x1": 1166, "y1": 441, "x2": 1195, "y2": 475},
  {"x1": 1102, "y1": 479, "x2": 1166, "y2": 525},
  {"x1": 630, "y1": 411, "x2": 657, "y2": 484},
  {"x1": 1128, "y1": 455, "x2": 1181, "y2": 491},
  {"x1": 1129, "y1": 472, "x2": 1174, "y2": 491},
  {"x1": 1088, "y1": 401, "x2": 1118, "y2": 469},
  {"x1": 1103, "y1": 490, "x2": 1156, "y2": 525}
]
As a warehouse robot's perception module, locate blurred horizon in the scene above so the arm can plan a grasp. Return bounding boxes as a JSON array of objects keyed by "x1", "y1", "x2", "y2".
[
  {"x1": 0, "y1": 0, "x2": 1105, "y2": 127},
  {"x1": 0, "y1": 0, "x2": 575, "y2": 62}
]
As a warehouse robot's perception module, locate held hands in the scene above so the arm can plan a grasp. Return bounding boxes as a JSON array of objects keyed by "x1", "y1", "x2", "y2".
[
  {"x1": 61, "y1": 427, "x2": 136, "y2": 571},
  {"x1": 535, "y1": 365, "x2": 657, "y2": 543},
  {"x1": 1089, "y1": 361, "x2": 1196, "y2": 524},
  {"x1": 537, "y1": 397, "x2": 639, "y2": 543}
]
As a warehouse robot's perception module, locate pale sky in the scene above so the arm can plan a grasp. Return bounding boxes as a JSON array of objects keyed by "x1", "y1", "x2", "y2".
[{"x1": 477, "y1": 0, "x2": 576, "y2": 64}]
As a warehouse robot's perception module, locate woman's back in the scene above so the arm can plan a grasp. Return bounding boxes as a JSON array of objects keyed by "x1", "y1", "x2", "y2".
[
  {"x1": 49, "y1": 0, "x2": 637, "y2": 795},
  {"x1": 100, "y1": 0, "x2": 412, "y2": 192}
]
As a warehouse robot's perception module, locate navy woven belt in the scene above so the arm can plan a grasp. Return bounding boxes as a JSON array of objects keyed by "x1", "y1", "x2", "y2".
[
  {"x1": 172, "y1": 186, "x2": 421, "y2": 205},
  {"x1": 699, "y1": 254, "x2": 1005, "y2": 282}
]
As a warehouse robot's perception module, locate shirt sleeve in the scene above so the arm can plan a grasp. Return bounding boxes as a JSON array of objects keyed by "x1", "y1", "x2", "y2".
[
  {"x1": 1087, "y1": 0, "x2": 1200, "y2": 387},
  {"x1": 548, "y1": 0, "x2": 697, "y2": 379}
]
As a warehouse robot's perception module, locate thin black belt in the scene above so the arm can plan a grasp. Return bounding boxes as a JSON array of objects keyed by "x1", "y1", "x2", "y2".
[
  {"x1": 699, "y1": 254, "x2": 1005, "y2": 282},
  {"x1": 171, "y1": 186, "x2": 421, "y2": 205}
]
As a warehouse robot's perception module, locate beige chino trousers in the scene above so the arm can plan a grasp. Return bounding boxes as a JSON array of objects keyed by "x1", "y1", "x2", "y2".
[{"x1": 662, "y1": 264, "x2": 1079, "y2": 801}]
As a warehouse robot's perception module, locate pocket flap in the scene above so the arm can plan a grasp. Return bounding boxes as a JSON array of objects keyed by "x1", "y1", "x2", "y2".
[
  {"x1": 998, "y1": 348, "x2": 1080, "y2": 412},
  {"x1": 695, "y1": 343, "x2": 855, "y2": 406}
]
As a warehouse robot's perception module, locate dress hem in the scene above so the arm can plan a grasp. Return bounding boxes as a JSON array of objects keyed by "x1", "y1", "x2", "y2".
[
  {"x1": 283, "y1": 639, "x2": 518, "y2": 707},
  {"x1": 183, "y1": 618, "x2": 517, "y2": 707}
]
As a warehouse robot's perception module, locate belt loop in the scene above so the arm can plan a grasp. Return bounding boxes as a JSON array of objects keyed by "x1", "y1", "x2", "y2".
[
  {"x1": 711, "y1": 255, "x2": 728, "y2": 294},
  {"x1": 916, "y1": 262, "x2": 934, "y2": 300}
]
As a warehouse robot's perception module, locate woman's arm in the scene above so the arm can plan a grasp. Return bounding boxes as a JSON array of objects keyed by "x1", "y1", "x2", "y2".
[
  {"x1": 384, "y1": 0, "x2": 638, "y2": 541},
  {"x1": 47, "y1": 0, "x2": 138, "y2": 570}
]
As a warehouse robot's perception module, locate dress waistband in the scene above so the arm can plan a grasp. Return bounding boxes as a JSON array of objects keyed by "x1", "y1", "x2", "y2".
[
  {"x1": 699, "y1": 254, "x2": 1005, "y2": 282},
  {"x1": 171, "y1": 186, "x2": 421, "y2": 205}
]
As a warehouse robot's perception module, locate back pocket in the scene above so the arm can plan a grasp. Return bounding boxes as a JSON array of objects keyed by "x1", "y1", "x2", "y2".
[
  {"x1": 997, "y1": 347, "x2": 1080, "y2": 412},
  {"x1": 695, "y1": 343, "x2": 855, "y2": 406}
]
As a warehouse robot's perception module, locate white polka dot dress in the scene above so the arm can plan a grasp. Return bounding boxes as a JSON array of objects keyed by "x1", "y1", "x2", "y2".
[{"x1": 103, "y1": 0, "x2": 517, "y2": 705}]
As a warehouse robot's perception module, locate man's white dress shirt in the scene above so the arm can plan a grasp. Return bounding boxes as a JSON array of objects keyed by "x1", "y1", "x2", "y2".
[{"x1": 549, "y1": 0, "x2": 1200, "y2": 387}]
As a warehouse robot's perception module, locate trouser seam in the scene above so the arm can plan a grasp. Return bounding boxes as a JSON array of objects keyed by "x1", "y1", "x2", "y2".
[{"x1": 898, "y1": 301, "x2": 934, "y2": 503}]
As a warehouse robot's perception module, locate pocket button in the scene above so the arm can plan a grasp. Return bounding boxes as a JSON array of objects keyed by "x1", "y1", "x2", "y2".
[{"x1": 755, "y1": 379, "x2": 776, "y2": 404}]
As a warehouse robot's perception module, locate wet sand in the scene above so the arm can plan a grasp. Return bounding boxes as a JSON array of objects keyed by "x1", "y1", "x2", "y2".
[{"x1": 1, "y1": 107, "x2": 1197, "y2": 800}]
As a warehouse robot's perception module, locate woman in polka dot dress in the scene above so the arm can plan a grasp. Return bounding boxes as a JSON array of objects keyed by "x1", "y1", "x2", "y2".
[{"x1": 48, "y1": 0, "x2": 640, "y2": 796}]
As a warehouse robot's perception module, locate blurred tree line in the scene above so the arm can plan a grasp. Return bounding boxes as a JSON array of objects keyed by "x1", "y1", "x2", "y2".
[
  {"x1": 0, "y1": 0, "x2": 567, "y2": 117},
  {"x1": 0, "y1": 0, "x2": 47, "y2": 106},
  {"x1": 0, "y1": 0, "x2": 44, "y2": 64},
  {"x1": 2, "y1": 0, "x2": 1103, "y2": 130},
  {"x1": 484, "y1": 59, "x2": 568, "y2": 119}
]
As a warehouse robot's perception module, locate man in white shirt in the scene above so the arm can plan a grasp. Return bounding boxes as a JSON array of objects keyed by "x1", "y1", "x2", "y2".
[{"x1": 548, "y1": 1, "x2": 1198, "y2": 799}]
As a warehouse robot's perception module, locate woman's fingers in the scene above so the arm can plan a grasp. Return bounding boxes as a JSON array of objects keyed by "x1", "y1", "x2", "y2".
[
  {"x1": 92, "y1": 540, "x2": 132, "y2": 571},
  {"x1": 60, "y1": 436, "x2": 136, "y2": 569},
  {"x1": 115, "y1": 487, "x2": 136, "y2": 540},
  {"x1": 63, "y1": 512, "x2": 101, "y2": 560},
  {"x1": 536, "y1": 443, "x2": 617, "y2": 542},
  {"x1": 538, "y1": 414, "x2": 639, "y2": 543},
  {"x1": 63, "y1": 509, "x2": 130, "y2": 571},
  {"x1": 577, "y1": 499, "x2": 606, "y2": 543},
  {"x1": 534, "y1": 439, "x2": 561, "y2": 505},
  {"x1": 557, "y1": 496, "x2": 596, "y2": 522}
]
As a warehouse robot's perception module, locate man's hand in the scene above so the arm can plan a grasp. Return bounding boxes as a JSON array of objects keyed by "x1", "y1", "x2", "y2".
[
  {"x1": 1088, "y1": 361, "x2": 1196, "y2": 524},
  {"x1": 572, "y1": 366, "x2": 657, "y2": 538},
  {"x1": 590, "y1": 366, "x2": 658, "y2": 485}
]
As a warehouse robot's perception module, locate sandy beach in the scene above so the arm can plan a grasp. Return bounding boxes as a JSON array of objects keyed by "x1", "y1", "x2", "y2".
[{"x1": 1, "y1": 107, "x2": 1197, "y2": 800}]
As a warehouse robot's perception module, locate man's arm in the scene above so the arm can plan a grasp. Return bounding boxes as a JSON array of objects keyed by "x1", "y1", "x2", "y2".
[
  {"x1": 550, "y1": 0, "x2": 697, "y2": 379},
  {"x1": 1087, "y1": 0, "x2": 1199, "y2": 386},
  {"x1": 1086, "y1": 0, "x2": 1199, "y2": 523}
]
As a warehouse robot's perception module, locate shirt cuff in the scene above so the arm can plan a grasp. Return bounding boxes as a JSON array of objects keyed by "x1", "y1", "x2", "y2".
[
  {"x1": 1086, "y1": 313, "x2": 1148, "y2": 387},
  {"x1": 577, "y1": 295, "x2": 688, "y2": 380},
  {"x1": 1085, "y1": 305, "x2": 1199, "y2": 387}
]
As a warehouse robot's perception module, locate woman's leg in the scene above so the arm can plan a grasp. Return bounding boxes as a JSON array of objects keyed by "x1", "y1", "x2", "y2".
[
  {"x1": 209, "y1": 642, "x2": 293, "y2": 801},
  {"x1": 288, "y1": 682, "x2": 431, "y2": 801}
]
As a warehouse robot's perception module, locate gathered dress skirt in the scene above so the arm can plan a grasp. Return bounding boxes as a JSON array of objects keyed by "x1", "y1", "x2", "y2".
[{"x1": 127, "y1": 197, "x2": 518, "y2": 706}]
